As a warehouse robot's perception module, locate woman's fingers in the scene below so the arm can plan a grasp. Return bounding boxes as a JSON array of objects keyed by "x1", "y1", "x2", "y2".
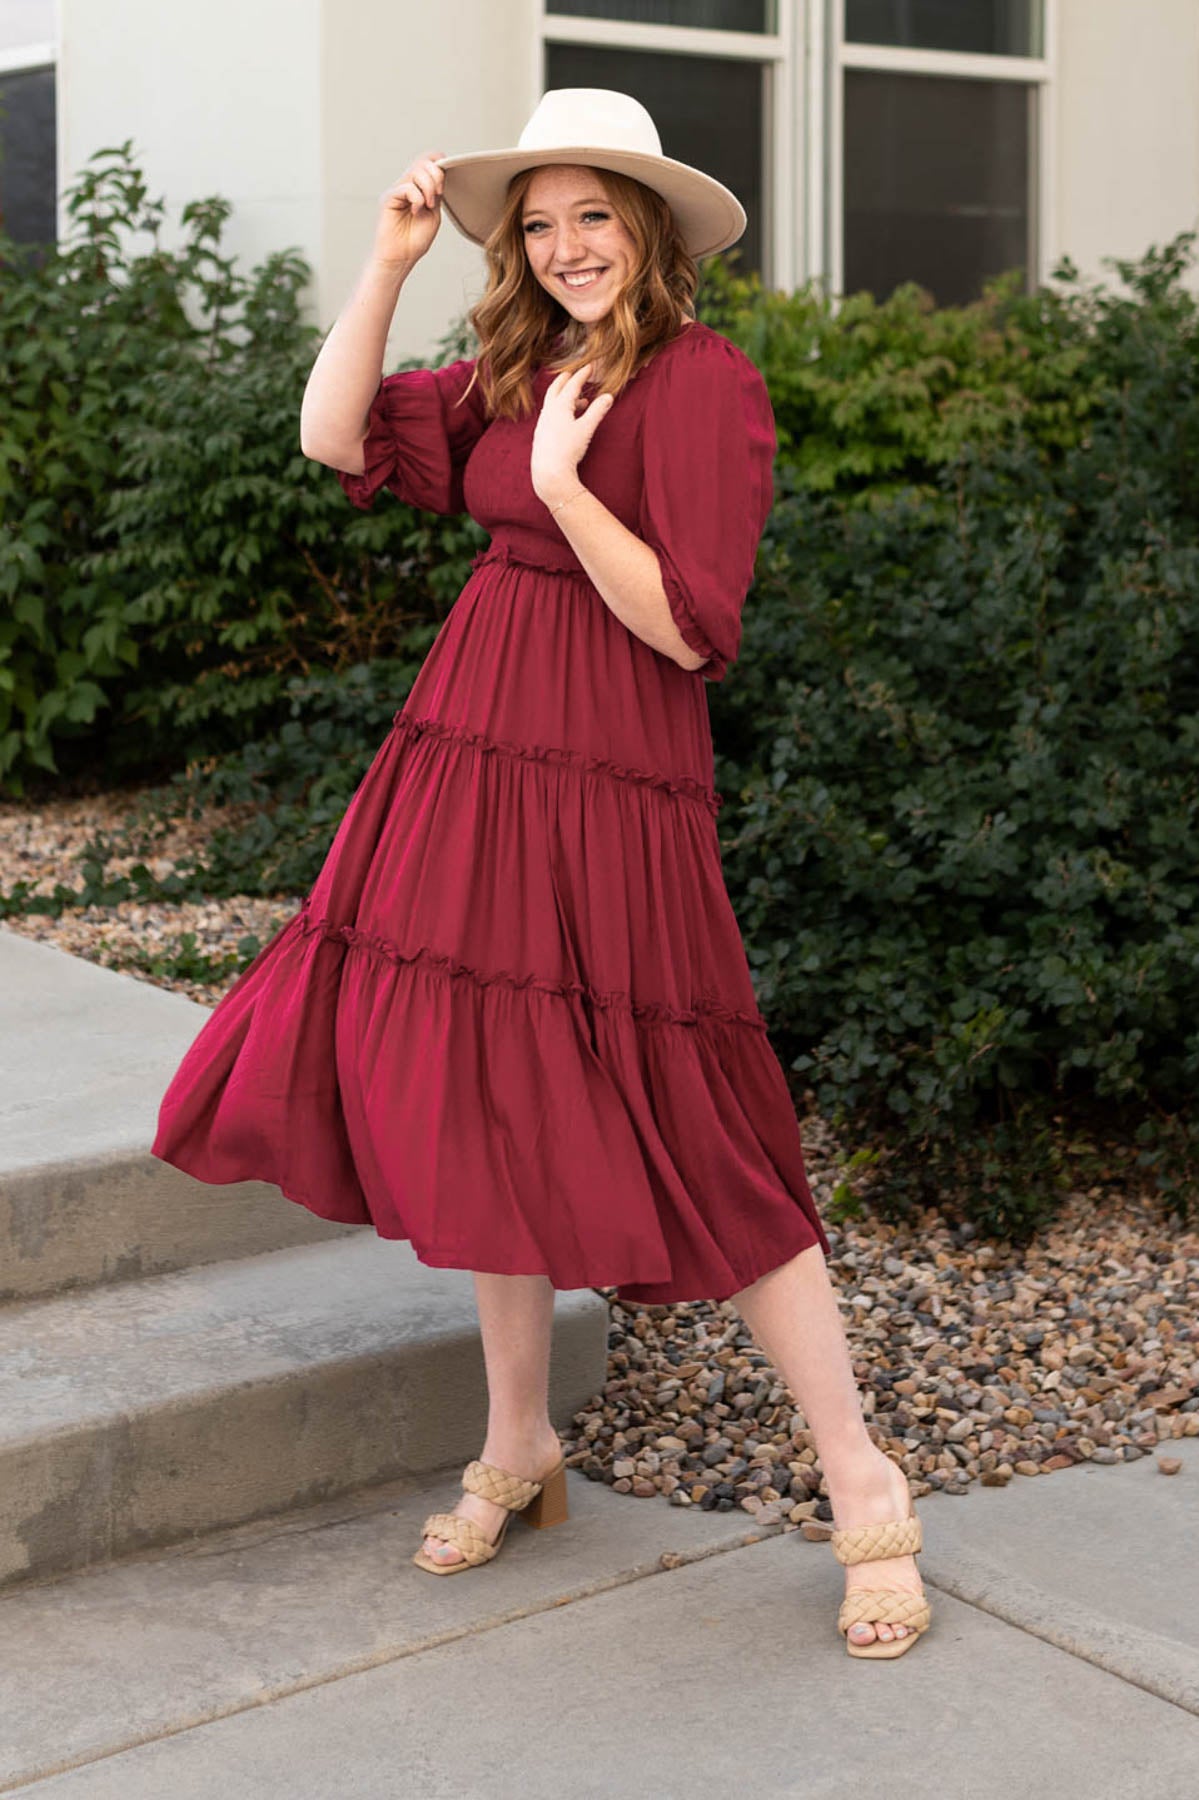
[
  {"x1": 549, "y1": 361, "x2": 596, "y2": 392},
  {"x1": 401, "y1": 155, "x2": 445, "y2": 212}
]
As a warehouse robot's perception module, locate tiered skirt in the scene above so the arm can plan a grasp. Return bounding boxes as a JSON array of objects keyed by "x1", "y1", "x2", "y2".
[{"x1": 151, "y1": 545, "x2": 830, "y2": 1303}]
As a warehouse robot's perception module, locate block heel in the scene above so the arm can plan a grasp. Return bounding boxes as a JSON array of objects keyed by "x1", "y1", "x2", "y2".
[{"x1": 522, "y1": 1456, "x2": 569, "y2": 1528}]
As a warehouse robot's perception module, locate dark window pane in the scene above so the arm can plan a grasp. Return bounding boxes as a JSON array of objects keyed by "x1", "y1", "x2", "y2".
[
  {"x1": 545, "y1": 42, "x2": 764, "y2": 276},
  {"x1": 0, "y1": 65, "x2": 56, "y2": 246},
  {"x1": 548, "y1": 1, "x2": 773, "y2": 29},
  {"x1": 843, "y1": 69, "x2": 1032, "y2": 307},
  {"x1": 846, "y1": 0, "x2": 1042, "y2": 57}
]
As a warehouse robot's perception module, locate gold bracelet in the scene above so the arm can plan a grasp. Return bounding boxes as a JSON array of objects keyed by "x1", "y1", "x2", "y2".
[{"x1": 549, "y1": 487, "x2": 588, "y2": 518}]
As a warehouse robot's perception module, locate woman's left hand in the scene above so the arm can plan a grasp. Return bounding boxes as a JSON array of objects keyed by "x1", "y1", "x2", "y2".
[{"x1": 530, "y1": 362, "x2": 615, "y2": 508}]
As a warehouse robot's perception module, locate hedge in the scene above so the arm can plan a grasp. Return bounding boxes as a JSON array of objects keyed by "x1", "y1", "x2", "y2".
[{"x1": 5, "y1": 145, "x2": 1197, "y2": 1234}]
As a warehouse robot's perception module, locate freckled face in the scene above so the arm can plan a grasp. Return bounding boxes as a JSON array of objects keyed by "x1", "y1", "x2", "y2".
[{"x1": 520, "y1": 164, "x2": 636, "y2": 326}]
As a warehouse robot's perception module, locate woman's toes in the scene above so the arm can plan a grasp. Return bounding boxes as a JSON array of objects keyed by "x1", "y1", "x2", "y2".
[
  {"x1": 425, "y1": 1537, "x2": 461, "y2": 1563},
  {"x1": 849, "y1": 1623, "x2": 876, "y2": 1644}
]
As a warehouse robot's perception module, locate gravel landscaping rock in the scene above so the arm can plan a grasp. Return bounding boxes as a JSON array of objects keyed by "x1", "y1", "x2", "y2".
[
  {"x1": 0, "y1": 783, "x2": 301, "y2": 1007},
  {"x1": 566, "y1": 1186, "x2": 1198, "y2": 1521}
]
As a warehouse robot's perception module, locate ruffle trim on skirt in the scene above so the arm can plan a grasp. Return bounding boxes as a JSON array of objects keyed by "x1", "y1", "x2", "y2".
[
  {"x1": 150, "y1": 692, "x2": 831, "y2": 1304},
  {"x1": 392, "y1": 710, "x2": 724, "y2": 818},
  {"x1": 151, "y1": 900, "x2": 829, "y2": 1304},
  {"x1": 295, "y1": 900, "x2": 769, "y2": 1034}
]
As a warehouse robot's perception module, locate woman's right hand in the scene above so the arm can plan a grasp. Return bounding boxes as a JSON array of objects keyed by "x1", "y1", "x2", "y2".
[{"x1": 372, "y1": 151, "x2": 447, "y2": 271}]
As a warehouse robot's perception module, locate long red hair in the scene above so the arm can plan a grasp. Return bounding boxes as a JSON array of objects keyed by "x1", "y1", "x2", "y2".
[{"x1": 457, "y1": 164, "x2": 700, "y2": 422}]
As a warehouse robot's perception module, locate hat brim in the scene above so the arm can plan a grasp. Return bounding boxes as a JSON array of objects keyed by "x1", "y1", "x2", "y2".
[{"x1": 433, "y1": 147, "x2": 746, "y2": 261}]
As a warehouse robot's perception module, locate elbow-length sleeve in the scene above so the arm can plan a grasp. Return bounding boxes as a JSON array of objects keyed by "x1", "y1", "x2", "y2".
[
  {"x1": 335, "y1": 356, "x2": 490, "y2": 515},
  {"x1": 637, "y1": 331, "x2": 777, "y2": 683}
]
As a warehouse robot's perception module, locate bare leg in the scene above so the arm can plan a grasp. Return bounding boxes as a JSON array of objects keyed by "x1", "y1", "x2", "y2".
[
  {"x1": 420, "y1": 1271, "x2": 564, "y2": 1566},
  {"x1": 730, "y1": 1242, "x2": 924, "y2": 1646}
]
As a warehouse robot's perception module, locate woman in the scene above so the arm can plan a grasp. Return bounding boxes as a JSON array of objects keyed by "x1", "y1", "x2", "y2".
[{"x1": 151, "y1": 89, "x2": 930, "y2": 1658}]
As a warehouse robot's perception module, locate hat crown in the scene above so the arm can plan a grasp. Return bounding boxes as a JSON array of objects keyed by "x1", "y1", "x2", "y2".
[{"x1": 517, "y1": 88, "x2": 663, "y2": 159}]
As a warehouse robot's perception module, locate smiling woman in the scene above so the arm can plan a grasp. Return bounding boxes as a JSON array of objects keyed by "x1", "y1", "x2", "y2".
[
  {"x1": 151, "y1": 87, "x2": 930, "y2": 1655},
  {"x1": 455, "y1": 150, "x2": 709, "y2": 409}
]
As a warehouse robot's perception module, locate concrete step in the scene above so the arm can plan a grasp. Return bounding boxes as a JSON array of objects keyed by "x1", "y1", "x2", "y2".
[
  {"x1": 1, "y1": 1232, "x2": 608, "y2": 1591},
  {"x1": 0, "y1": 927, "x2": 353, "y2": 1301},
  {"x1": 0, "y1": 1148, "x2": 356, "y2": 1303}
]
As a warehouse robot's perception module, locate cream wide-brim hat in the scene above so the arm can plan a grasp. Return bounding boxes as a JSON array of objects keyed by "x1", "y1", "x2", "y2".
[{"x1": 434, "y1": 87, "x2": 747, "y2": 261}]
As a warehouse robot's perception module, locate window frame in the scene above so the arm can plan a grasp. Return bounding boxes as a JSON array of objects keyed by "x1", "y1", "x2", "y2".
[
  {"x1": 0, "y1": 41, "x2": 55, "y2": 73},
  {"x1": 825, "y1": 0, "x2": 1058, "y2": 307}
]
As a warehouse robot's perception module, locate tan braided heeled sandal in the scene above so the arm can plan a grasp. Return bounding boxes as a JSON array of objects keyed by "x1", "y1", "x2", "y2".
[
  {"x1": 831, "y1": 1483, "x2": 931, "y2": 1659},
  {"x1": 412, "y1": 1453, "x2": 569, "y2": 1576}
]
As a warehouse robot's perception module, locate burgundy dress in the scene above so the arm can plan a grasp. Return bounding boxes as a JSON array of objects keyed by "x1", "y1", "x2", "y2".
[{"x1": 150, "y1": 320, "x2": 830, "y2": 1303}]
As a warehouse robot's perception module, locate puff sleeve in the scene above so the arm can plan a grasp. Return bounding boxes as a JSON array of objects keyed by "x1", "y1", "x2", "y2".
[
  {"x1": 335, "y1": 356, "x2": 490, "y2": 515},
  {"x1": 637, "y1": 332, "x2": 777, "y2": 683}
]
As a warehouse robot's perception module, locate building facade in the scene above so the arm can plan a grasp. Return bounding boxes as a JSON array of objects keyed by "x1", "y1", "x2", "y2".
[{"x1": 4, "y1": 1, "x2": 1199, "y2": 361}]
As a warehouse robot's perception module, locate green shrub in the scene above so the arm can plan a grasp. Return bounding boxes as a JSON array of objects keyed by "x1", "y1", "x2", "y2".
[
  {"x1": 0, "y1": 142, "x2": 483, "y2": 796},
  {"x1": 696, "y1": 252, "x2": 1104, "y2": 503},
  {"x1": 714, "y1": 234, "x2": 1199, "y2": 1235},
  {"x1": 6, "y1": 142, "x2": 1197, "y2": 1236}
]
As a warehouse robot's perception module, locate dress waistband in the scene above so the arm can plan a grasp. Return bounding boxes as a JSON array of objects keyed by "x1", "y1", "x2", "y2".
[{"x1": 471, "y1": 541, "x2": 591, "y2": 580}]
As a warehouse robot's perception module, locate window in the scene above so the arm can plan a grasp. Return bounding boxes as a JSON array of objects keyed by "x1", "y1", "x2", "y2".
[
  {"x1": 541, "y1": 2, "x2": 784, "y2": 283},
  {"x1": 843, "y1": 69, "x2": 1034, "y2": 308},
  {"x1": 0, "y1": 0, "x2": 57, "y2": 249},
  {"x1": 845, "y1": 0, "x2": 1043, "y2": 58},
  {"x1": 537, "y1": 3, "x2": 1054, "y2": 307},
  {"x1": 549, "y1": 1, "x2": 774, "y2": 28},
  {"x1": 835, "y1": 0, "x2": 1051, "y2": 307}
]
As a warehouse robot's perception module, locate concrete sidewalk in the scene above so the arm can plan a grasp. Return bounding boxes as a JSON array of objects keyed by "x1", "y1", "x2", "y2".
[{"x1": 3, "y1": 1436, "x2": 1196, "y2": 1797}]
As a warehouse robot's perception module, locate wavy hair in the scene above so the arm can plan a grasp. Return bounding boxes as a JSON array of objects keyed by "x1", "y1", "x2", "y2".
[{"x1": 456, "y1": 164, "x2": 700, "y2": 422}]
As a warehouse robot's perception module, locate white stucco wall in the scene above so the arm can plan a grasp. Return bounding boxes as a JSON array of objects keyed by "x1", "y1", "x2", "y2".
[
  {"x1": 56, "y1": 0, "x2": 539, "y2": 362},
  {"x1": 319, "y1": 0, "x2": 539, "y2": 362},
  {"x1": 1054, "y1": 0, "x2": 1199, "y2": 294},
  {"x1": 58, "y1": 0, "x2": 322, "y2": 314}
]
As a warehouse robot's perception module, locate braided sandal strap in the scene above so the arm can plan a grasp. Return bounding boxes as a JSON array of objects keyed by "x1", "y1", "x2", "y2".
[
  {"x1": 838, "y1": 1587, "x2": 932, "y2": 1636},
  {"x1": 419, "y1": 1511, "x2": 502, "y2": 1566},
  {"x1": 461, "y1": 1459, "x2": 545, "y2": 1512},
  {"x1": 831, "y1": 1512, "x2": 922, "y2": 1566}
]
